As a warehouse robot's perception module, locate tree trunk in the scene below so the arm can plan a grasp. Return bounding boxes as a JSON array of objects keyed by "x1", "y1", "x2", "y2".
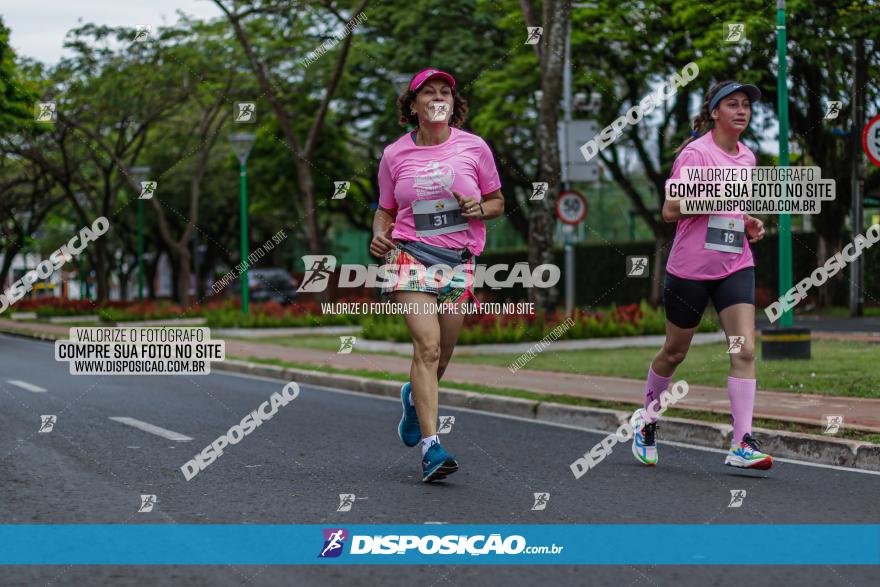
[
  {"x1": 116, "y1": 268, "x2": 128, "y2": 302},
  {"x1": 168, "y1": 252, "x2": 178, "y2": 302},
  {"x1": 146, "y1": 253, "x2": 159, "y2": 299},
  {"x1": 650, "y1": 236, "x2": 667, "y2": 306},
  {"x1": 297, "y1": 162, "x2": 324, "y2": 254},
  {"x1": 94, "y1": 240, "x2": 110, "y2": 303},
  {"x1": 0, "y1": 243, "x2": 22, "y2": 292},
  {"x1": 526, "y1": 0, "x2": 570, "y2": 313},
  {"x1": 177, "y1": 248, "x2": 192, "y2": 307}
]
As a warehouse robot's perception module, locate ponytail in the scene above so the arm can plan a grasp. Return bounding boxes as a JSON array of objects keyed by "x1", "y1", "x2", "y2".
[{"x1": 675, "y1": 79, "x2": 737, "y2": 157}]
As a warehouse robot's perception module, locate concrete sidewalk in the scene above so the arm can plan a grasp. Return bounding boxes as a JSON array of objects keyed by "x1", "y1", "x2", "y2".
[{"x1": 4, "y1": 318, "x2": 879, "y2": 433}]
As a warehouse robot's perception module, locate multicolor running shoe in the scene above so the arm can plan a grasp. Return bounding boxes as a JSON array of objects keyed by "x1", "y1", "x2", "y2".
[
  {"x1": 725, "y1": 433, "x2": 773, "y2": 470},
  {"x1": 630, "y1": 408, "x2": 658, "y2": 466}
]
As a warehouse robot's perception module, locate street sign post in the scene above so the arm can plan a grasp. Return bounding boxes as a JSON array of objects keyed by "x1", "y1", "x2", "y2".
[
  {"x1": 557, "y1": 190, "x2": 588, "y2": 315},
  {"x1": 559, "y1": 120, "x2": 599, "y2": 183},
  {"x1": 556, "y1": 190, "x2": 588, "y2": 225}
]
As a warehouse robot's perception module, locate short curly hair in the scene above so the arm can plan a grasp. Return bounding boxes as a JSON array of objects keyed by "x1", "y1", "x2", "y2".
[{"x1": 397, "y1": 86, "x2": 469, "y2": 128}]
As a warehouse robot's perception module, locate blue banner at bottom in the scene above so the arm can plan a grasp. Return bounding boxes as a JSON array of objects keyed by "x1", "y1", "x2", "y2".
[{"x1": 0, "y1": 525, "x2": 877, "y2": 565}]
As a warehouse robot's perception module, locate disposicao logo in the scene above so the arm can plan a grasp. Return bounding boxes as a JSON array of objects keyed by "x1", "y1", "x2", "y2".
[
  {"x1": 317, "y1": 530, "x2": 563, "y2": 558},
  {"x1": 319, "y1": 528, "x2": 348, "y2": 558}
]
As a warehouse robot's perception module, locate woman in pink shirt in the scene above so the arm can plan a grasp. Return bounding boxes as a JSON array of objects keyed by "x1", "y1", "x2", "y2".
[
  {"x1": 630, "y1": 80, "x2": 773, "y2": 471},
  {"x1": 369, "y1": 68, "x2": 505, "y2": 483}
]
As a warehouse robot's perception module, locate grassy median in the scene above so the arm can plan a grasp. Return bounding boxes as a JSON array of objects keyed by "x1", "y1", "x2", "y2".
[{"x1": 243, "y1": 335, "x2": 879, "y2": 399}]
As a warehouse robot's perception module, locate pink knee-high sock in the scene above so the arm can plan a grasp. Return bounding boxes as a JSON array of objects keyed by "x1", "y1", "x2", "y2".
[
  {"x1": 728, "y1": 376, "x2": 756, "y2": 443},
  {"x1": 644, "y1": 366, "x2": 672, "y2": 423}
]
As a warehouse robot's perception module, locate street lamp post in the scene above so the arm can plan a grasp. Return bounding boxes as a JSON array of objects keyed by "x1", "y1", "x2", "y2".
[
  {"x1": 763, "y1": 0, "x2": 811, "y2": 360},
  {"x1": 229, "y1": 133, "x2": 256, "y2": 314},
  {"x1": 130, "y1": 166, "x2": 151, "y2": 303},
  {"x1": 561, "y1": 3, "x2": 595, "y2": 315},
  {"x1": 775, "y1": 1, "x2": 793, "y2": 328}
]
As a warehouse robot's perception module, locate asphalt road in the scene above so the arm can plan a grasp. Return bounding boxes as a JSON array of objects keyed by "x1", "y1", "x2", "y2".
[{"x1": 1, "y1": 333, "x2": 878, "y2": 586}]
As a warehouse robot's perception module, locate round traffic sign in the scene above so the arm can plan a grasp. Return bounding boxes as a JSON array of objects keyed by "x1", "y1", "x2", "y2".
[
  {"x1": 863, "y1": 113, "x2": 880, "y2": 168},
  {"x1": 556, "y1": 190, "x2": 588, "y2": 225}
]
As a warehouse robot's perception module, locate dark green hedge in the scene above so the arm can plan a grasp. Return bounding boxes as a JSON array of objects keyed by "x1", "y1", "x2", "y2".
[{"x1": 477, "y1": 232, "x2": 879, "y2": 307}]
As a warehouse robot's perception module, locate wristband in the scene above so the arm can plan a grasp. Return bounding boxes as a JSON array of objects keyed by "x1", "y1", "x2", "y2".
[{"x1": 479, "y1": 203, "x2": 485, "y2": 218}]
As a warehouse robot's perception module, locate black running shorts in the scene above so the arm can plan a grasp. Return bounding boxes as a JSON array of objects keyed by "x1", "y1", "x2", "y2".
[{"x1": 662, "y1": 267, "x2": 755, "y2": 329}]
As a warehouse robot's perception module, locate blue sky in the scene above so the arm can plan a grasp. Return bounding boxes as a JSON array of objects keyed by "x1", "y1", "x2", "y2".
[{"x1": 3, "y1": 1, "x2": 220, "y2": 64}]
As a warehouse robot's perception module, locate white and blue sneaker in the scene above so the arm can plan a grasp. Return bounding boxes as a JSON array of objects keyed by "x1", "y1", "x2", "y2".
[
  {"x1": 630, "y1": 408, "x2": 658, "y2": 466},
  {"x1": 398, "y1": 382, "x2": 421, "y2": 447},
  {"x1": 725, "y1": 433, "x2": 773, "y2": 470},
  {"x1": 421, "y1": 440, "x2": 459, "y2": 483}
]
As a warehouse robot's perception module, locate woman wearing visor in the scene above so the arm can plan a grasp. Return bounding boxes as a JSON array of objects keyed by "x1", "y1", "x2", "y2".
[
  {"x1": 631, "y1": 80, "x2": 773, "y2": 470},
  {"x1": 369, "y1": 68, "x2": 505, "y2": 482}
]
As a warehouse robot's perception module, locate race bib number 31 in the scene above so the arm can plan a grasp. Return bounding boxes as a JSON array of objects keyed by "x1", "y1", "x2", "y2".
[
  {"x1": 412, "y1": 198, "x2": 469, "y2": 237},
  {"x1": 705, "y1": 215, "x2": 744, "y2": 254}
]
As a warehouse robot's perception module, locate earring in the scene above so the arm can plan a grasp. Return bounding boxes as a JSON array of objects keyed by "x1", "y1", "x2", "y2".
[{"x1": 410, "y1": 110, "x2": 416, "y2": 115}]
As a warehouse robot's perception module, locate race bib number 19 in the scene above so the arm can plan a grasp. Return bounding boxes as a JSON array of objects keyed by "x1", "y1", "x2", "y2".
[
  {"x1": 704, "y1": 215, "x2": 744, "y2": 254},
  {"x1": 412, "y1": 198, "x2": 468, "y2": 237}
]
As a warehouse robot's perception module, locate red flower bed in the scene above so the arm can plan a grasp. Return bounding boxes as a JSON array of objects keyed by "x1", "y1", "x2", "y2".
[
  {"x1": 361, "y1": 301, "x2": 688, "y2": 344},
  {"x1": 18, "y1": 298, "x2": 128, "y2": 316},
  {"x1": 202, "y1": 295, "x2": 373, "y2": 327}
]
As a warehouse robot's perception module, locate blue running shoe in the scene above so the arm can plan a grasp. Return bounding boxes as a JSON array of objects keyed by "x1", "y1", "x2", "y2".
[
  {"x1": 398, "y1": 382, "x2": 421, "y2": 447},
  {"x1": 421, "y1": 440, "x2": 459, "y2": 483}
]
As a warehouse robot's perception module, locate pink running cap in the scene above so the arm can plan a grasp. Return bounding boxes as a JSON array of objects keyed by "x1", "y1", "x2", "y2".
[{"x1": 409, "y1": 68, "x2": 456, "y2": 92}]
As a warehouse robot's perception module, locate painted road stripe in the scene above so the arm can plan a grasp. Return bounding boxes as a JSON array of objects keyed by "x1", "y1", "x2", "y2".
[
  {"x1": 7, "y1": 380, "x2": 47, "y2": 393},
  {"x1": 108, "y1": 417, "x2": 192, "y2": 442}
]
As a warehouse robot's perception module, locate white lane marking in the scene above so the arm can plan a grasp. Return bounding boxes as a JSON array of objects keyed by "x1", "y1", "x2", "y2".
[
  {"x1": 7, "y1": 380, "x2": 47, "y2": 393},
  {"x1": 108, "y1": 417, "x2": 192, "y2": 442},
  {"x1": 214, "y1": 369, "x2": 880, "y2": 477}
]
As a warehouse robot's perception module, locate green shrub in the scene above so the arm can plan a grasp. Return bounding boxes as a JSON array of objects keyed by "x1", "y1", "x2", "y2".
[{"x1": 360, "y1": 301, "x2": 720, "y2": 344}]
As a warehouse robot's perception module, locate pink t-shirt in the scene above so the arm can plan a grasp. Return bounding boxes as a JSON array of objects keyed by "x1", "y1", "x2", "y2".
[
  {"x1": 378, "y1": 127, "x2": 502, "y2": 256},
  {"x1": 665, "y1": 132, "x2": 756, "y2": 280}
]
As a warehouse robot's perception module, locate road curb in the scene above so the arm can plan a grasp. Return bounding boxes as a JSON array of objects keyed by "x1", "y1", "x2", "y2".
[
  {"x1": 0, "y1": 327, "x2": 63, "y2": 342},
  {"x1": 211, "y1": 359, "x2": 880, "y2": 472}
]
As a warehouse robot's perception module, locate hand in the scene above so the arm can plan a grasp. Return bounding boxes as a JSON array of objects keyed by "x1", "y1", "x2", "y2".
[
  {"x1": 454, "y1": 191, "x2": 481, "y2": 219},
  {"x1": 745, "y1": 215, "x2": 765, "y2": 243},
  {"x1": 369, "y1": 222, "x2": 396, "y2": 257}
]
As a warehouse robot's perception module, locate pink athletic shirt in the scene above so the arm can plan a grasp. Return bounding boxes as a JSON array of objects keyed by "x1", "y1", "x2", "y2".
[
  {"x1": 378, "y1": 127, "x2": 501, "y2": 256},
  {"x1": 665, "y1": 132, "x2": 756, "y2": 280}
]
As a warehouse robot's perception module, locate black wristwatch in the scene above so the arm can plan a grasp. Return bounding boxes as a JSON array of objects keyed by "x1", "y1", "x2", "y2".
[{"x1": 479, "y1": 202, "x2": 485, "y2": 218}]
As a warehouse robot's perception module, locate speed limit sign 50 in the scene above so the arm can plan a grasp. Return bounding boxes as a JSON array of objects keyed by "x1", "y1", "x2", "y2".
[
  {"x1": 864, "y1": 114, "x2": 880, "y2": 168},
  {"x1": 556, "y1": 190, "x2": 588, "y2": 225}
]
